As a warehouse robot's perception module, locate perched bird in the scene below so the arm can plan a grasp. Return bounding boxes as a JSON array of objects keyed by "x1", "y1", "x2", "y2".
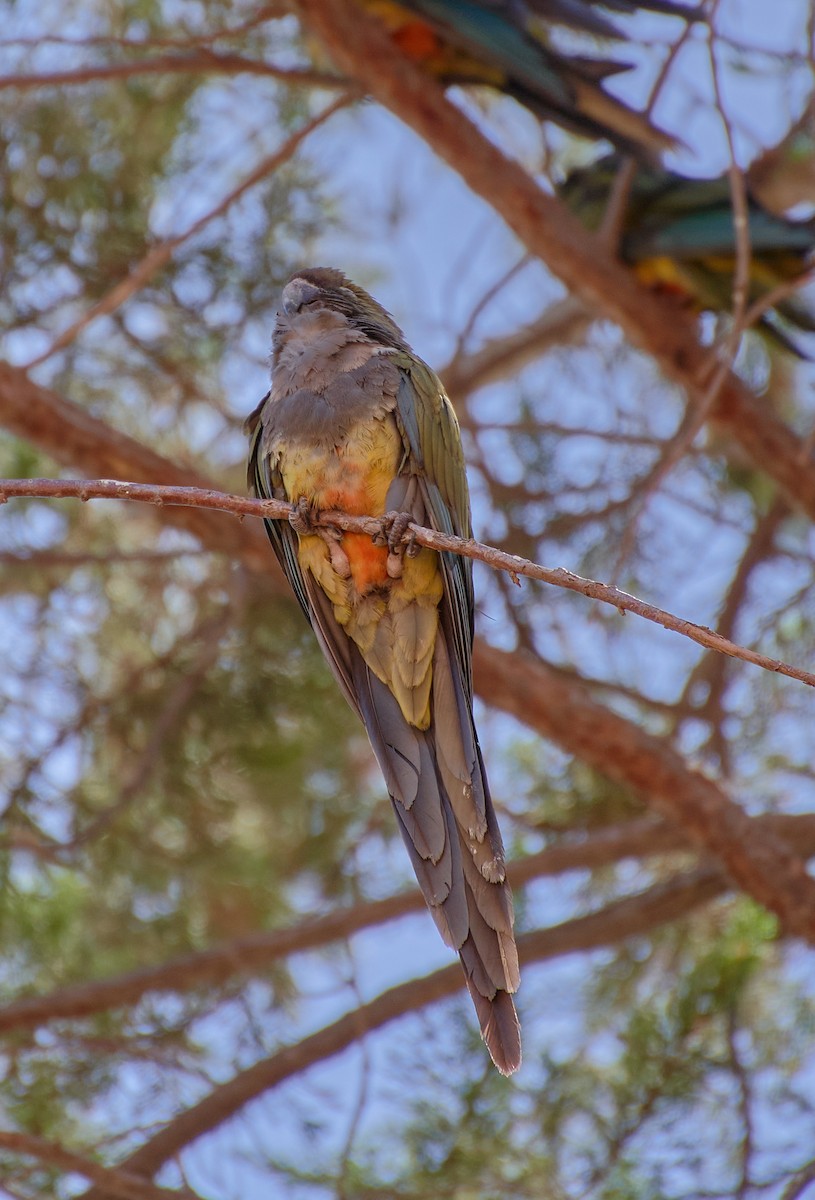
[
  {"x1": 559, "y1": 153, "x2": 815, "y2": 353},
  {"x1": 246, "y1": 268, "x2": 521, "y2": 1073},
  {"x1": 359, "y1": 0, "x2": 701, "y2": 155},
  {"x1": 747, "y1": 103, "x2": 815, "y2": 220}
]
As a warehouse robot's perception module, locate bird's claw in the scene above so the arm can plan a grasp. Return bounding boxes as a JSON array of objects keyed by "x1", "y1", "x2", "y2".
[
  {"x1": 289, "y1": 497, "x2": 316, "y2": 535},
  {"x1": 374, "y1": 511, "x2": 418, "y2": 557}
]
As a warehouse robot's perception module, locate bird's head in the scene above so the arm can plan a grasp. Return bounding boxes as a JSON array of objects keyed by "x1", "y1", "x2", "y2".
[{"x1": 276, "y1": 268, "x2": 409, "y2": 351}]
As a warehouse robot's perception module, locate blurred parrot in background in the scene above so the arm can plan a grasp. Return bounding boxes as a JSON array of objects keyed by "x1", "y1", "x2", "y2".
[
  {"x1": 559, "y1": 152, "x2": 815, "y2": 354},
  {"x1": 356, "y1": 0, "x2": 702, "y2": 155},
  {"x1": 246, "y1": 269, "x2": 521, "y2": 1074},
  {"x1": 746, "y1": 102, "x2": 815, "y2": 219}
]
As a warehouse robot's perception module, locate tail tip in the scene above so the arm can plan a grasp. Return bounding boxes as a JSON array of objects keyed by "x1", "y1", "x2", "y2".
[{"x1": 469, "y1": 985, "x2": 522, "y2": 1075}]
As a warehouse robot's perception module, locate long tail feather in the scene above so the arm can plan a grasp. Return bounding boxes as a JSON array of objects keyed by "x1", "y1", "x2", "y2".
[{"x1": 465, "y1": 983, "x2": 522, "y2": 1076}]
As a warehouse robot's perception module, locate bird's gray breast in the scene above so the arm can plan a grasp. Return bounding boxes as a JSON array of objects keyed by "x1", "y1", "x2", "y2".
[{"x1": 262, "y1": 349, "x2": 402, "y2": 459}]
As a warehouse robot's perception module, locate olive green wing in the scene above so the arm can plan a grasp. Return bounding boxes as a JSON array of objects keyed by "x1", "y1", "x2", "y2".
[
  {"x1": 245, "y1": 393, "x2": 367, "y2": 718},
  {"x1": 390, "y1": 352, "x2": 476, "y2": 696},
  {"x1": 245, "y1": 393, "x2": 311, "y2": 621}
]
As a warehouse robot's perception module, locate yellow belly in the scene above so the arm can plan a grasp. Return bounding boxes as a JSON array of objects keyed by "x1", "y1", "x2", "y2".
[{"x1": 279, "y1": 413, "x2": 444, "y2": 729}]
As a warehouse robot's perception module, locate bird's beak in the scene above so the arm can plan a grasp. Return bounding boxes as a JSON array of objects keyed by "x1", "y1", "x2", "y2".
[{"x1": 281, "y1": 279, "x2": 320, "y2": 316}]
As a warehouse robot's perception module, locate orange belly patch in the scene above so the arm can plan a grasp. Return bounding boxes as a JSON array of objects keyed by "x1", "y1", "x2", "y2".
[
  {"x1": 281, "y1": 415, "x2": 402, "y2": 597},
  {"x1": 344, "y1": 531, "x2": 390, "y2": 592}
]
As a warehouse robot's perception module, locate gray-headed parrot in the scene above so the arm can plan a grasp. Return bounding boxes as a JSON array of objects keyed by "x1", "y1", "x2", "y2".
[{"x1": 246, "y1": 269, "x2": 521, "y2": 1073}]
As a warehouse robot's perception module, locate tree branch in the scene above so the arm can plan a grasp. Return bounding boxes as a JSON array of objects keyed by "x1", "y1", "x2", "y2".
[
  {"x1": 25, "y1": 94, "x2": 353, "y2": 367},
  {"x1": 3, "y1": 813, "x2": 814, "y2": 1037},
  {"x1": 77, "y1": 866, "x2": 727, "y2": 1198},
  {"x1": 2, "y1": 476, "x2": 813, "y2": 688},
  {"x1": 2, "y1": 470, "x2": 813, "y2": 936},
  {"x1": 0, "y1": 1131, "x2": 198, "y2": 1200},
  {"x1": 439, "y1": 296, "x2": 591, "y2": 412},
  {"x1": 0, "y1": 52, "x2": 344, "y2": 91},
  {"x1": 476, "y1": 643, "x2": 815, "y2": 941},
  {"x1": 0, "y1": 367, "x2": 273, "y2": 577}
]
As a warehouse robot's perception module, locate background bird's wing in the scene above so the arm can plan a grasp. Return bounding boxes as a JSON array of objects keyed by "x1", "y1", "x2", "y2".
[{"x1": 396, "y1": 0, "x2": 678, "y2": 154}]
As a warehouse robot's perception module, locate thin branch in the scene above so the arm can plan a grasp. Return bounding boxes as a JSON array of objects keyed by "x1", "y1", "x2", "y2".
[
  {"x1": 709, "y1": 5, "x2": 752, "y2": 342},
  {"x1": 78, "y1": 867, "x2": 725, "y2": 1198},
  {"x1": 742, "y1": 266, "x2": 815, "y2": 334},
  {"x1": 673, "y1": 497, "x2": 789, "y2": 769},
  {"x1": 781, "y1": 1157, "x2": 815, "y2": 1200},
  {"x1": 11, "y1": 377, "x2": 803, "y2": 936},
  {"x1": 2, "y1": 477, "x2": 813, "y2": 689},
  {"x1": 24, "y1": 93, "x2": 353, "y2": 368},
  {"x1": 0, "y1": 366, "x2": 274, "y2": 576},
  {"x1": 0, "y1": 548, "x2": 209, "y2": 568},
  {"x1": 439, "y1": 296, "x2": 591, "y2": 411},
  {"x1": 0, "y1": 52, "x2": 344, "y2": 92},
  {"x1": 0, "y1": 1131, "x2": 198, "y2": 1200},
  {"x1": 477, "y1": 642, "x2": 815, "y2": 942}
]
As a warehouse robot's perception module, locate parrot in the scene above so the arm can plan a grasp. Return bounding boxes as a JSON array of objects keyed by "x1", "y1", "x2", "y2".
[
  {"x1": 558, "y1": 152, "x2": 815, "y2": 354},
  {"x1": 357, "y1": 0, "x2": 702, "y2": 156},
  {"x1": 246, "y1": 268, "x2": 521, "y2": 1074},
  {"x1": 746, "y1": 103, "x2": 815, "y2": 220}
]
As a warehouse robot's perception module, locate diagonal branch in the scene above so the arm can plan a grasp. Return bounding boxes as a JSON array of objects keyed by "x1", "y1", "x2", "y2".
[
  {"x1": 439, "y1": 296, "x2": 591, "y2": 413},
  {"x1": 476, "y1": 643, "x2": 815, "y2": 941},
  {"x1": 3, "y1": 813, "x2": 814, "y2": 1037},
  {"x1": 0, "y1": 1131, "x2": 198, "y2": 1200},
  {"x1": 0, "y1": 365, "x2": 273, "y2": 576},
  {"x1": 2, "y1": 477, "x2": 813, "y2": 689},
  {"x1": 25, "y1": 94, "x2": 353, "y2": 367},
  {"x1": 2, "y1": 476, "x2": 815, "y2": 941},
  {"x1": 77, "y1": 866, "x2": 728, "y2": 1198},
  {"x1": 0, "y1": 52, "x2": 344, "y2": 91}
]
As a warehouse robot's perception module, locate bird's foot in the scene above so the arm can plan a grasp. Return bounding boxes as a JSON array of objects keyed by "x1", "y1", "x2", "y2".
[
  {"x1": 289, "y1": 496, "x2": 315, "y2": 535},
  {"x1": 373, "y1": 511, "x2": 418, "y2": 580},
  {"x1": 290, "y1": 496, "x2": 338, "y2": 539},
  {"x1": 372, "y1": 510, "x2": 418, "y2": 557}
]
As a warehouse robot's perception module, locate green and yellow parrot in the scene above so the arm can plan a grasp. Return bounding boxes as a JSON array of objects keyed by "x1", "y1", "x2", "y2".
[
  {"x1": 246, "y1": 269, "x2": 520, "y2": 1073},
  {"x1": 355, "y1": 0, "x2": 701, "y2": 155},
  {"x1": 559, "y1": 152, "x2": 815, "y2": 353},
  {"x1": 747, "y1": 103, "x2": 815, "y2": 220}
]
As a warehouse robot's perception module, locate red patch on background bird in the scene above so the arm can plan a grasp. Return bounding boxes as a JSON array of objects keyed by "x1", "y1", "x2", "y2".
[{"x1": 393, "y1": 20, "x2": 439, "y2": 62}]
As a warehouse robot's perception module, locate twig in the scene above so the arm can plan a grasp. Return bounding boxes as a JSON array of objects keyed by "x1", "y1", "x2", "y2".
[
  {"x1": 23, "y1": 94, "x2": 352, "y2": 368},
  {"x1": 742, "y1": 266, "x2": 815, "y2": 334},
  {"x1": 2, "y1": 477, "x2": 813, "y2": 690},
  {"x1": 0, "y1": 1131, "x2": 197, "y2": 1200},
  {"x1": 781, "y1": 1156, "x2": 815, "y2": 1200},
  {"x1": 709, "y1": 4, "x2": 752, "y2": 342},
  {"x1": 0, "y1": 53, "x2": 344, "y2": 92}
]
